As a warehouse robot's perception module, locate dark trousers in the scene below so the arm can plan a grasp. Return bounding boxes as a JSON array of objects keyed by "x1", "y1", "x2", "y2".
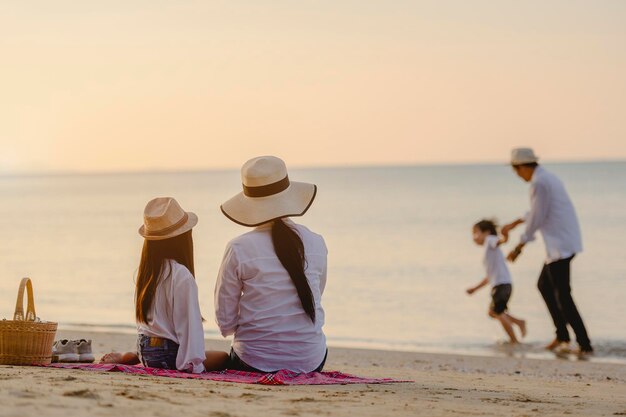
[
  {"x1": 537, "y1": 255, "x2": 592, "y2": 351},
  {"x1": 228, "y1": 348, "x2": 328, "y2": 373}
]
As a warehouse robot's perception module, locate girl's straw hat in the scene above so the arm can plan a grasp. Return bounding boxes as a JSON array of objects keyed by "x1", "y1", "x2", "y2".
[
  {"x1": 221, "y1": 156, "x2": 317, "y2": 227},
  {"x1": 139, "y1": 197, "x2": 198, "y2": 240}
]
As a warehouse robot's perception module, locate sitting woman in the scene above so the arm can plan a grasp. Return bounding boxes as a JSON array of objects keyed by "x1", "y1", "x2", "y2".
[
  {"x1": 216, "y1": 156, "x2": 328, "y2": 373},
  {"x1": 101, "y1": 197, "x2": 228, "y2": 372}
]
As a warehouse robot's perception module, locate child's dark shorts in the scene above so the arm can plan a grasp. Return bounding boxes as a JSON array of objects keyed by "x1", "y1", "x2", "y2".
[
  {"x1": 138, "y1": 335, "x2": 179, "y2": 370},
  {"x1": 490, "y1": 284, "x2": 512, "y2": 315}
]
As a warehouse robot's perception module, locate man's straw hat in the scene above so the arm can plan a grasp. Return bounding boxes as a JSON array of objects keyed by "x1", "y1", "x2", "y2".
[
  {"x1": 221, "y1": 156, "x2": 317, "y2": 227},
  {"x1": 139, "y1": 197, "x2": 198, "y2": 240},
  {"x1": 511, "y1": 147, "x2": 539, "y2": 166}
]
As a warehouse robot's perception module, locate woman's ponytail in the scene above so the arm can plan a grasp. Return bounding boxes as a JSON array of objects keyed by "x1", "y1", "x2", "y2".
[{"x1": 271, "y1": 219, "x2": 316, "y2": 323}]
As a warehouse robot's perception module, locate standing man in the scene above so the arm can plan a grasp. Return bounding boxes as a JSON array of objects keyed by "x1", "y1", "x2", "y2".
[{"x1": 501, "y1": 148, "x2": 593, "y2": 357}]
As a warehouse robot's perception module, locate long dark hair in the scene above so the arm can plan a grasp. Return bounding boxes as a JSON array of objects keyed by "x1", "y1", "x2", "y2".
[
  {"x1": 135, "y1": 230, "x2": 195, "y2": 324},
  {"x1": 474, "y1": 219, "x2": 498, "y2": 236},
  {"x1": 271, "y1": 218, "x2": 316, "y2": 323}
]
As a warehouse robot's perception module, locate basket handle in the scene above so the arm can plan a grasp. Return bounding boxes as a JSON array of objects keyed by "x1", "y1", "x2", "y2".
[{"x1": 13, "y1": 277, "x2": 36, "y2": 321}]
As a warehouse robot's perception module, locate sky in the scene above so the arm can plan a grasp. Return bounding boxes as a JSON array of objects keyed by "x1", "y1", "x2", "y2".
[{"x1": 1, "y1": 1, "x2": 625, "y2": 174}]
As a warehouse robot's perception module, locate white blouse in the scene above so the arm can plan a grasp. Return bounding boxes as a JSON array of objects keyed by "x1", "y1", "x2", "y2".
[
  {"x1": 137, "y1": 259, "x2": 206, "y2": 373},
  {"x1": 214, "y1": 219, "x2": 328, "y2": 373}
]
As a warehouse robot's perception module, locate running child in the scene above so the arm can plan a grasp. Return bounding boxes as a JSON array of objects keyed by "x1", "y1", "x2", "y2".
[{"x1": 466, "y1": 219, "x2": 527, "y2": 344}]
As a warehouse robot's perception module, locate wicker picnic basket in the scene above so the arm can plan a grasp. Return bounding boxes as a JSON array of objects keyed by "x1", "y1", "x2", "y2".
[{"x1": 0, "y1": 278, "x2": 58, "y2": 365}]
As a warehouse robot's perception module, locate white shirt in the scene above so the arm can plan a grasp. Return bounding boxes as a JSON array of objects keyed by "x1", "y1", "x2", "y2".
[
  {"x1": 214, "y1": 219, "x2": 328, "y2": 373},
  {"x1": 484, "y1": 235, "x2": 512, "y2": 287},
  {"x1": 519, "y1": 166, "x2": 583, "y2": 263},
  {"x1": 137, "y1": 260, "x2": 206, "y2": 373}
]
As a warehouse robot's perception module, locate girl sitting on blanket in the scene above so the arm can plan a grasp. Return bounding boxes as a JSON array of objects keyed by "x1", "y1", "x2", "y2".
[{"x1": 100, "y1": 197, "x2": 228, "y2": 373}]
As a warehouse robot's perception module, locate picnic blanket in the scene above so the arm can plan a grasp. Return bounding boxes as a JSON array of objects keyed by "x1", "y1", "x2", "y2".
[{"x1": 43, "y1": 363, "x2": 410, "y2": 385}]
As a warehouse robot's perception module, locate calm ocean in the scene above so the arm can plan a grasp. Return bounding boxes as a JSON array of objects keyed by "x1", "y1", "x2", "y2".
[{"x1": 1, "y1": 162, "x2": 625, "y2": 361}]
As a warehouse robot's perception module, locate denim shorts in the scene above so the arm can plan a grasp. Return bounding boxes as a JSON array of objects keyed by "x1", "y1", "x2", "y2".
[{"x1": 138, "y1": 335, "x2": 179, "y2": 370}]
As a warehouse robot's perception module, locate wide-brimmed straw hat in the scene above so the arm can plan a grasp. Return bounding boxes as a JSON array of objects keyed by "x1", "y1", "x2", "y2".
[
  {"x1": 511, "y1": 147, "x2": 539, "y2": 166},
  {"x1": 139, "y1": 197, "x2": 198, "y2": 240},
  {"x1": 221, "y1": 156, "x2": 317, "y2": 227}
]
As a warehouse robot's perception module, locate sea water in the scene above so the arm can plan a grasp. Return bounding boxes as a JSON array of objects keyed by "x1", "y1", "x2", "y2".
[{"x1": 1, "y1": 162, "x2": 625, "y2": 361}]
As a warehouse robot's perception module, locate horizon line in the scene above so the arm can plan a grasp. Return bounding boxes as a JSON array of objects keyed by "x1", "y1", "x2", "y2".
[{"x1": 1, "y1": 157, "x2": 625, "y2": 179}]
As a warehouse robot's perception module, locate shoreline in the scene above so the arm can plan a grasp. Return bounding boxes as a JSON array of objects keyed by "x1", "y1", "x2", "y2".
[
  {"x1": 57, "y1": 324, "x2": 626, "y2": 365},
  {"x1": 2, "y1": 330, "x2": 625, "y2": 416},
  {"x1": 69, "y1": 329, "x2": 626, "y2": 382}
]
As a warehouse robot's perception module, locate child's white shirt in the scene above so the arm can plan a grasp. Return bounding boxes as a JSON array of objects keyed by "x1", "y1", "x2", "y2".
[
  {"x1": 137, "y1": 259, "x2": 206, "y2": 373},
  {"x1": 483, "y1": 235, "x2": 512, "y2": 287}
]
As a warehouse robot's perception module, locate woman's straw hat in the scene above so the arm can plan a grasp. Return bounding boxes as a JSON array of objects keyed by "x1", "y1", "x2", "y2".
[
  {"x1": 139, "y1": 197, "x2": 198, "y2": 240},
  {"x1": 221, "y1": 156, "x2": 317, "y2": 227},
  {"x1": 511, "y1": 147, "x2": 539, "y2": 166}
]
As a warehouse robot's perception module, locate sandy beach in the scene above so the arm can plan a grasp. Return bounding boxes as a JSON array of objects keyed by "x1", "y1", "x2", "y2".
[
  {"x1": 3, "y1": 2, "x2": 626, "y2": 416},
  {"x1": 0, "y1": 330, "x2": 624, "y2": 417}
]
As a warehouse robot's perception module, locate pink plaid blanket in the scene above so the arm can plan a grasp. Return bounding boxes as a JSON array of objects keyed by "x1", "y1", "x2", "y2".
[{"x1": 43, "y1": 363, "x2": 410, "y2": 385}]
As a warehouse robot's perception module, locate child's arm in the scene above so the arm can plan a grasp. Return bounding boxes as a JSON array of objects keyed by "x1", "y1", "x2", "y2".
[
  {"x1": 501, "y1": 218, "x2": 525, "y2": 241},
  {"x1": 466, "y1": 277, "x2": 489, "y2": 295}
]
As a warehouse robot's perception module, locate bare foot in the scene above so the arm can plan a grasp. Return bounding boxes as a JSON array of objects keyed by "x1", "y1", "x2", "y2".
[
  {"x1": 518, "y1": 320, "x2": 527, "y2": 338},
  {"x1": 554, "y1": 342, "x2": 572, "y2": 356},
  {"x1": 544, "y1": 338, "x2": 560, "y2": 351},
  {"x1": 100, "y1": 352, "x2": 124, "y2": 364},
  {"x1": 574, "y1": 347, "x2": 594, "y2": 360},
  {"x1": 99, "y1": 352, "x2": 140, "y2": 365}
]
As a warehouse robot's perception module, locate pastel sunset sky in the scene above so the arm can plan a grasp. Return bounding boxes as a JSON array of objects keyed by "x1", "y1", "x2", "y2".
[{"x1": 1, "y1": 1, "x2": 625, "y2": 174}]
